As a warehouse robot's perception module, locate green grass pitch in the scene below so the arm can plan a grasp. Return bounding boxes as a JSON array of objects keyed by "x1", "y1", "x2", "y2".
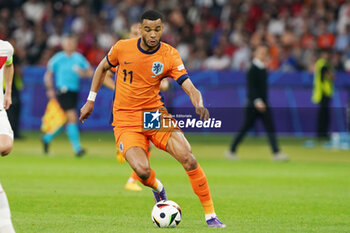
[{"x1": 1, "y1": 132, "x2": 350, "y2": 232}]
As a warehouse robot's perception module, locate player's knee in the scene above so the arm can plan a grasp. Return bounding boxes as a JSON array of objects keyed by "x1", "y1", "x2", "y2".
[
  {"x1": 0, "y1": 141, "x2": 13, "y2": 156},
  {"x1": 182, "y1": 153, "x2": 197, "y2": 171},
  {"x1": 135, "y1": 166, "x2": 151, "y2": 180}
]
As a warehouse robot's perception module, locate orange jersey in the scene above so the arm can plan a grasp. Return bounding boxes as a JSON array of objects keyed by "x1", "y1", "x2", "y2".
[{"x1": 106, "y1": 38, "x2": 188, "y2": 127}]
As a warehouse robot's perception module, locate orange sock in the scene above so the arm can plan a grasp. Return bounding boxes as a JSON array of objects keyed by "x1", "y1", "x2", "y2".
[
  {"x1": 137, "y1": 168, "x2": 158, "y2": 190},
  {"x1": 186, "y1": 164, "x2": 215, "y2": 214},
  {"x1": 130, "y1": 171, "x2": 139, "y2": 181}
]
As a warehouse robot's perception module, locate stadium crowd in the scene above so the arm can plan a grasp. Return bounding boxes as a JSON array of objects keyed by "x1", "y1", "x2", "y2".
[{"x1": 0, "y1": 0, "x2": 349, "y2": 71}]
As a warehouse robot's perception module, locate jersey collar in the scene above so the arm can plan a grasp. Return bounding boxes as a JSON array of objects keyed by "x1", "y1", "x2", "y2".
[{"x1": 137, "y1": 38, "x2": 161, "y2": 54}]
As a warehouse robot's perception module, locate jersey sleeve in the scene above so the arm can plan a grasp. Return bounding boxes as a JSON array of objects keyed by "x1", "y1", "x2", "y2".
[
  {"x1": 5, "y1": 42, "x2": 14, "y2": 65},
  {"x1": 106, "y1": 41, "x2": 121, "y2": 67},
  {"x1": 167, "y1": 48, "x2": 189, "y2": 85}
]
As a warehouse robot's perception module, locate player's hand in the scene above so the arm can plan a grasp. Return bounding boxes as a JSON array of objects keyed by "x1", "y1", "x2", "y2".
[
  {"x1": 46, "y1": 89, "x2": 56, "y2": 99},
  {"x1": 255, "y1": 100, "x2": 266, "y2": 113},
  {"x1": 79, "y1": 101, "x2": 94, "y2": 123},
  {"x1": 3, "y1": 91, "x2": 12, "y2": 110},
  {"x1": 73, "y1": 65, "x2": 84, "y2": 77},
  {"x1": 195, "y1": 107, "x2": 210, "y2": 121}
]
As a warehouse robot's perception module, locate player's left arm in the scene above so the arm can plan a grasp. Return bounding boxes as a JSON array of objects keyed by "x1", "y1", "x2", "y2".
[
  {"x1": 181, "y1": 78, "x2": 210, "y2": 121},
  {"x1": 160, "y1": 78, "x2": 169, "y2": 92},
  {"x1": 168, "y1": 48, "x2": 209, "y2": 120},
  {"x1": 3, "y1": 58, "x2": 14, "y2": 110},
  {"x1": 103, "y1": 70, "x2": 116, "y2": 91}
]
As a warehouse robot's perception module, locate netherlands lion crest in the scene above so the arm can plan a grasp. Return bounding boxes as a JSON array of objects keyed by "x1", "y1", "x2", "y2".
[{"x1": 152, "y1": 62, "x2": 164, "y2": 76}]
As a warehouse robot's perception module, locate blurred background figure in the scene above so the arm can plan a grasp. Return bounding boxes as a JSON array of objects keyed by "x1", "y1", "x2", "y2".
[
  {"x1": 42, "y1": 35, "x2": 93, "y2": 157},
  {"x1": 312, "y1": 50, "x2": 335, "y2": 140},
  {"x1": 0, "y1": 0, "x2": 348, "y2": 72},
  {"x1": 0, "y1": 1, "x2": 348, "y2": 149},
  {"x1": 5, "y1": 53, "x2": 23, "y2": 140},
  {"x1": 0, "y1": 39, "x2": 16, "y2": 233},
  {"x1": 226, "y1": 44, "x2": 288, "y2": 161},
  {"x1": 0, "y1": 39, "x2": 14, "y2": 156}
]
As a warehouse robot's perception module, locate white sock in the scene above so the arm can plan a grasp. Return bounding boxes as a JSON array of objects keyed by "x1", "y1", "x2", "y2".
[
  {"x1": 153, "y1": 179, "x2": 164, "y2": 192},
  {"x1": 127, "y1": 177, "x2": 135, "y2": 183},
  {"x1": 0, "y1": 184, "x2": 15, "y2": 233},
  {"x1": 205, "y1": 213, "x2": 216, "y2": 221}
]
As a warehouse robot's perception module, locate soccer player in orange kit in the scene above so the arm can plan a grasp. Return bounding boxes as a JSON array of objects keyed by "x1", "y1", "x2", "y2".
[
  {"x1": 104, "y1": 23, "x2": 149, "y2": 192},
  {"x1": 104, "y1": 23, "x2": 169, "y2": 192},
  {"x1": 80, "y1": 10, "x2": 226, "y2": 228}
]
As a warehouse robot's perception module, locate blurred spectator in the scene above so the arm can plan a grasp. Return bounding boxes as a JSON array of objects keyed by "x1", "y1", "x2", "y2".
[
  {"x1": 279, "y1": 49, "x2": 299, "y2": 72},
  {"x1": 86, "y1": 38, "x2": 106, "y2": 66},
  {"x1": 27, "y1": 26, "x2": 47, "y2": 64},
  {"x1": 0, "y1": 0, "x2": 349, "y2": 71},
  {"x1": 13, "y1": 19, "x2": 33, "y2": 50},
  {"x1": 312, "y1": 50, "x2": 335, "y2": 139},
  {"x1": 317, "y1": 20, "x2": 335, "y2": 50},
  {"x1": 334, "y1": 24, "x2": 350, "y2": 52},
  {"x1": 337, "y1": 0, "x2": 350, "y2": 34},
  {"x1": 331, "y1": 51, "x2": 344, "y2": 71},
  {"x1": 203, "y1": 45, "x2": 231, "y2": 70},
  {"x1": 22, "y1": 0, "x2": 44, "y2": 23},
  {"x1": 231, "y1": 33, "x2": 251, "y2": 71}
]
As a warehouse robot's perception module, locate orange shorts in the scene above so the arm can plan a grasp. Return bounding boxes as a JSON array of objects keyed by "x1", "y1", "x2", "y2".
[{"x1": 113, "y1": 107, "x2": 181, "y2": 156}]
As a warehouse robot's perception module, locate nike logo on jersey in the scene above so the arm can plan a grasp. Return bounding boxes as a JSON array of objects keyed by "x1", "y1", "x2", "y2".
[{"x1": 124, "y1": 61, "x2": 133, "y2": 64}]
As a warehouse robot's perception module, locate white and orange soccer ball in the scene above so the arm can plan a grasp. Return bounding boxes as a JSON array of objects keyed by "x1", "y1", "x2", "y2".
[{"x1": 151, "y1": 200, "x2": 182, "y2": 228}]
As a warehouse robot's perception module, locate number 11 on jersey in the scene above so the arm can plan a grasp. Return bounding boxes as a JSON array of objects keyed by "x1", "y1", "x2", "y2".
[{"x1": 123, "y1": 69, "x2": 133, "y2": 84}]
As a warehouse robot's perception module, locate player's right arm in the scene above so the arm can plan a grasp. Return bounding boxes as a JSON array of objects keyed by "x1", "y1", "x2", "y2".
[
  {"x1": 79, "y1": 57, "x2": 112, "y2": 123},
  {"x1": 3, "y1": 61, "x2": 14, "y2": 110},
  {"x1": 3, "y1": 42, "x2": 14, "y2": 110}
]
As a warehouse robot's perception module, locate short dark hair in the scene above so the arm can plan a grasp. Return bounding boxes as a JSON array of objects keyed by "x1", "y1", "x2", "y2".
[{"x1": 140, "y1": 10, "x2": 164, "y2": 22}]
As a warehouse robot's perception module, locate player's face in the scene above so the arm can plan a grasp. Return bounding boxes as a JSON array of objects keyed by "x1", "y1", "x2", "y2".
[
  {"x1": 62, "y1": 37, "x2": 77, "y2": 54},
  {"x1": 255, "y1": 46, "x2": 269, "y2": 63},
  {"x1": 141, "y1": 19, "x2": 163, "y2": 50}
]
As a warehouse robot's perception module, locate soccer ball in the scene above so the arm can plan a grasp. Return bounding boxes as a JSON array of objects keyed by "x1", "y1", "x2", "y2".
[{"x1": 151, "y1": 200, "x2": 182, "y2": 228}]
